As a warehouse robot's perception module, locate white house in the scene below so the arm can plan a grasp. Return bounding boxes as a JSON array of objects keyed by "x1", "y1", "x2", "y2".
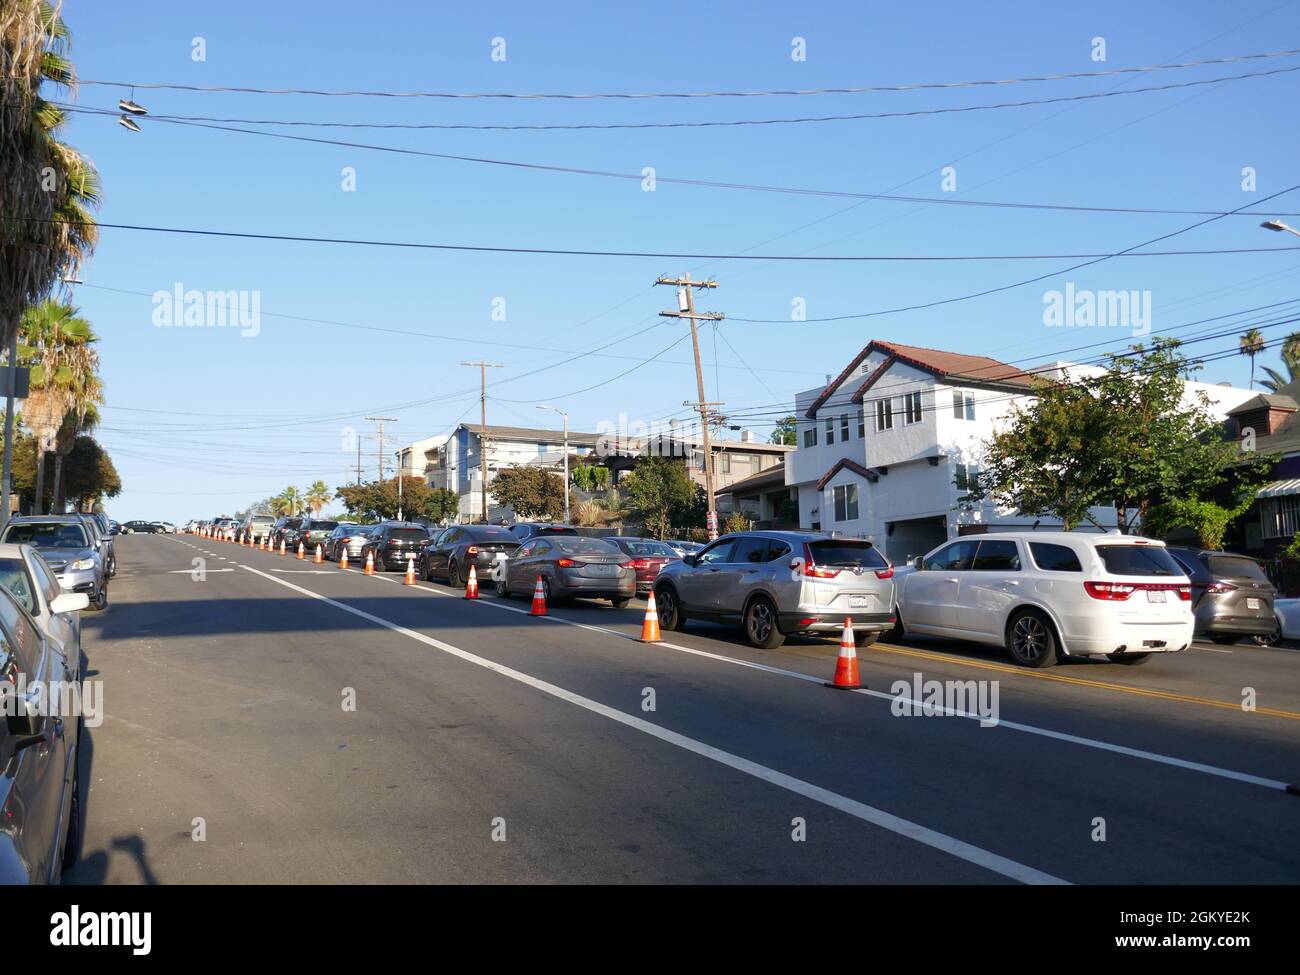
[{"x1": 786, "y1": 340, "x2": 1257, "y2": 564}]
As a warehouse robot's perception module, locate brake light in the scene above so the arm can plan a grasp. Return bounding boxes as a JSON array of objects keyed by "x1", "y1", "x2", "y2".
[
  {"x1": 466, "y1": 545, "x2": 479, "y2": 556},
  {"x1": 875, "y1": 566, "x2": 894, "y2": 579},
  {"x1": 556, "y1": 558, "x2": 585, "y2": 568},
  {"x1": 1204, "y1": 582, "x2": 1237, "y2": 595},
  {"x1": 627, "y1": 558, "x2": 650, "y2": 569},
  {"x1": 1084, "y1": 581, "x2": 1134, "y2": 600}
]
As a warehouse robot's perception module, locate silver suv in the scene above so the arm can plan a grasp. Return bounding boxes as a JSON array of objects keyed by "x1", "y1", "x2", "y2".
[{"x1": 652, "y1": 530, "x2": 895, "y2": 649}]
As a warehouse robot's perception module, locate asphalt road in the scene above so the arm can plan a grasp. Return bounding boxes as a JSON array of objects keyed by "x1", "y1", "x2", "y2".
[{"x1": 65, "y1": 533, "x2": 1300, "y2": 884}]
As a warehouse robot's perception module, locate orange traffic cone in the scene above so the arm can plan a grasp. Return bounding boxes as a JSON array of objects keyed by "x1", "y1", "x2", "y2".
[
  {"x1": 405, "y1": 555, "x2": 417, "y2": 586},
  {"x1": 279, "y1": 539, "x2": 286, "y2": 556},
  {"x1": 825, "y1": 618, "x2": 863, "y2": 690},
  {"x1": 463, "y1": 564, "x2": 478, "y2": 599},
  {"x1": 364, "y1": 551, "x2": 374, "y2": 576},
  {"x1": 529, "y1": 575, "x2": 548, "y2": 616},
  {"x1": 639, "y1": 590, "x2": 661, "y2": 642},
  {"x1": 339, "y1": 549, "x2": 349, "y2": 570},
  {"x1": 296, "y1": 542, "x2": 305, "y2": 561},
  {"x1": 313, "y1": 544, "x2": 323, "y2": 564}
]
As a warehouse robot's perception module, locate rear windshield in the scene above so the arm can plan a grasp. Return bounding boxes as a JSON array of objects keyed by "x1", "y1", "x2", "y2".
[
  {"x1": 621, "y1": 541, "x2": 678, "y2": 557},
  {"x1": 467, "y1": 528, "x2": 515, "y2": 541},
  {"x1": 388, "y1": 529, "x2": 426, "y2": 541},
  {"x1": 251, "y1": 517, "x2": 274, "y2": 525},
  {"x1": 807, "y1": 539, "x2": 887, "y2": 569},
  {"x1": 3, "y1": 523, "x2": 88, "y2": 548},
  {"x1": 306, "y1": 521, "x2": 338, "y2": 530},
  {"x1": 555, "y1": 537, "x2": 619, "y2": 556},
  {"x1": 1206, "y1": 555, "x2": 1269, "y2": 582},
  {"x1": 1096, "y1": 545, "x2": 1183, "y2": 577}
]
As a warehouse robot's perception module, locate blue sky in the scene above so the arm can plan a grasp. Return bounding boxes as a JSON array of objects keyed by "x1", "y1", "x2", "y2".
[{"x1": 51, "y1": 0, "x2": 1300, "y2": 522}]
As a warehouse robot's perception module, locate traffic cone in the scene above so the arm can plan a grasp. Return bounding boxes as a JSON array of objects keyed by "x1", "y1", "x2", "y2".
[
  {"x1": 297, "y1": 542, "x2": 305, "y2": 561},
  {"x1": 279, "y1": 539, "x2": 286, "y2": 556},
  {"x1": 464, "y1": 564, "x2": 478, "y2": 599},
  {"x1": 364, "y1": 551, "x2": 374, "y2": 576},
  {"x1": 529, "y1": 575, "x2": 548, "y2": 616},
  {"x1": 825, "y1": 618, "x2": 863, "y2": 690},
  {"x1": 405, "y1": 556, "x2": 417, "y2": 586},
  {"x1": 339, "y1": 549, "x2": 349, "y2": 570},
  {"x1": 639, "y1": 590, "x2": 661, "y2": 643},
  {"x1": 314, "y1": 544, "x2": 323, "y2": 564}
]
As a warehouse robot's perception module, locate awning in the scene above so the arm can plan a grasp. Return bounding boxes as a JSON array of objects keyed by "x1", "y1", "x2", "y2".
[{"x1": 1256, "y1": 478, "x2": 1300, "y2": 498}]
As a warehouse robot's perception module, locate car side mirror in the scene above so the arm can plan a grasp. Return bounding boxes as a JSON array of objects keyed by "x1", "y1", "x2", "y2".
[
  {"x1": 911, "y1": 556, "x2": 924, "y2": 570},
  {"x1": 682, "y1": 555, "x2": 698, "y2": 566},
  {"x1": 51, "y1": 592, "x2": 90, "y2": 614}
]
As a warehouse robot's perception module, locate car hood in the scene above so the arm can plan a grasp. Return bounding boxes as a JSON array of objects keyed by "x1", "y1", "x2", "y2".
[{"x1": 37, "y1": 547, "x2": 96, "y2": 566}]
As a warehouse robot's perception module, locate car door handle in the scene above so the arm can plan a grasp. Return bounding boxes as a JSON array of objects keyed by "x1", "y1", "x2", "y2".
[
  {"x1": 944, "y1": 577, "x2": 959, "y2": 583},
  {"x1": 1005, "y1": 580, "x2": 1020, "y2": 586}
]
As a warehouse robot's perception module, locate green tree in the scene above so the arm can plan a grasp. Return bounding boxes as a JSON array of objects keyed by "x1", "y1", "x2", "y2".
[
  {"x1": 969, "y1": 339, "x2": 1260, "y2": 533},
  {"x1": 491, "y1": 466, "x2": 565, "y2": 520},
  {"x1": 770, "y1": 415, "x2": 798, "y2": 446},
  {"x1": 621, "y1": 456, "x2": 695, "y2": 539},
  {"x1": 1146, "y1": 494, "x2": 1257, "y2": 551},
  {"x1": 335, "y1": 477, "x2": 441, "y2": 522},
  {"x1": 306, "y1": 479, "x2": 331, "y2": 517}
]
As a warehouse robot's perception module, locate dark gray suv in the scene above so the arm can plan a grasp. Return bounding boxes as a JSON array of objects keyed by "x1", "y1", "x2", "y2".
[
  {"x1": 653, "y1": 530, "x2": 896, "y2": 649},
  {"x1": 1167, "y1": 547, "x2": 1276, "y2": 645}
]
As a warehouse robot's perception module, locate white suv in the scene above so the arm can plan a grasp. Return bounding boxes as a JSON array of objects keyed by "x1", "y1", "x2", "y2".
[{"x1": 893, "y1": 532, "x2": 1193, "y2": 667}]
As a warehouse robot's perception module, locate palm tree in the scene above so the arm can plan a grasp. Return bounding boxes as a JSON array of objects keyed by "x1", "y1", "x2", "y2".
[
  {"x1": 280, "y1": 486, "x2": 303, "y2": 516},
  {"x1": 306, "y1": 480, "x2": 331, "y2": 518},
  {"x1": 1240, "y1": 328, "x2": 1267, "y2": 388},
  {"x1": 18, "y1": 299, "x2": 93, "y2": 512},
  {"x1": 1, "y1": 1, "x2": 101, "y2": 352}
]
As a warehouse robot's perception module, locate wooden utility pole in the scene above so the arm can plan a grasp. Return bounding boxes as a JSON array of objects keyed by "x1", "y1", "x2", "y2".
[
  {"x1": 365, "y1": 416, "x2": 397, "y2": 483},
  {"x1": 656, "y1": 275, "x2": 724, "y2": 540},
  {"x1": 461, "y1": 361, "x2": 503, "y2": 523}
]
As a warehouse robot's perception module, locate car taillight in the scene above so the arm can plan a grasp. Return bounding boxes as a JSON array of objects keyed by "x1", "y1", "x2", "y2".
[
  {"x1": 1205, "y1": 582, "x2": 1237, "y2": 594},
  {"x1": 557, "y1": 558, "x2": 585, "y2": 568},
  {"x1": 627, "y1": 558, "x2": 650, "y2": 569},
  {"x1": 466, "y1": 545, "x2": 479, "y2": 556},
  {"x1": 1084, "y1": 581, "x2": 1135, "y2": 600},
  {"x1": 875, "y1": 566, "x2": 894, "y2": 579}
]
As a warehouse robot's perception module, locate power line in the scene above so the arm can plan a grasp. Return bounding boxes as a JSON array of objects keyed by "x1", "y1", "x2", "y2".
[{"x1": 75, "y1": 48, "x2": 1300, "y2": 99}]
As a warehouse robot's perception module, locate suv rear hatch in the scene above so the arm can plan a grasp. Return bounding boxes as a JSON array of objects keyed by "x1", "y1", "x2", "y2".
[
  {"x1": 1091, "y1": 542, "x2": 1191, "y2": 627},
  {"x1": 1201, "y1": 553, "x2": 1275, "y2": 622},
  {"x1": 802, "y1": 539, "x2": 893, "y2": 612}
]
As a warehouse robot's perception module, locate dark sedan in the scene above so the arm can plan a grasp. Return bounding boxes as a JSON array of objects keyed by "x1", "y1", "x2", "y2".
[
  {"x1": 499, "y1": 534, "x2": 634, "y2": 607},
  {"x1": 605, "y1": 537, "x2": 680, "y2": 594},
  {"x1": 420, "y1": 524, "x2": 519, "y2": 587},
  {"x1": 362, "y1": 523, "x2": 431, "y2": 571}
]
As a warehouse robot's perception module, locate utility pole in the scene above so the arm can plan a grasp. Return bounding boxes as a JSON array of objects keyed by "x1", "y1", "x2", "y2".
[
  {"x1": 365, "y1": 416, "x2": 397, "y2": 483},
  {"x1": 461, "y1": 361, "x2": 503, "y2": 523},
  {"x1": 656, "y1": 275, "x2": 724, "y2": 539}
]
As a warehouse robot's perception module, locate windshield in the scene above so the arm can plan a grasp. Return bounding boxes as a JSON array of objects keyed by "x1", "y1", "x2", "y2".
[
  {"x1": 555, "y1": 537, "x2": 619, "y2": 557},
  {"x1": 307, "y1": 521, "x2": 338, "y2": 531},
  {"x1": 621, "y1": 540, "x2": 678, "y2": 558},
  {"x1": 1096, "y1": 545, "x2": 1182, "y2": 577},
  {"x1": 389, "y1": 529, "x2": 426, "y2": 541},
  {"x1": 1206, "y1": 555, "x2": 1270, "y2": 582},
  {"x1": 3, "y1": 523, "x2": 89, "y2": 549},
  {"x1": 807, "y1": 539, "x2": 887, "y2": 568},
  {"x1": 0, "y1": 558, "x2": 34, "y2": 613}
]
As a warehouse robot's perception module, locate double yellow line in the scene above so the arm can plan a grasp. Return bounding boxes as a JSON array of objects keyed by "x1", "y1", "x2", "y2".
[{"x1": 867, "y1": 642, "x2": 1300, "y2": 721}]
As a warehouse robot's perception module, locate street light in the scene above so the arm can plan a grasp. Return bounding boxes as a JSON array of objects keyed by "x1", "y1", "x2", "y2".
[
  {"x1": 537, "y1": 404, "x2": 570, "y2": 525},
  {"x1": 1261, "y1": 219, "x2": 1300, "y2": 238}
]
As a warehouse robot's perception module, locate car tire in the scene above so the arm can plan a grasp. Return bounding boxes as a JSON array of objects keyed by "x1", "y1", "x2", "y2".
[
  {"x1": 654, "y1": 584, "x2": 687, "y2": 631},
  {"x1": 448, "y1": 560, "x2": 463, "y2": 589},
  {"x1": 60, "y1": 721, "x2": 84, "y2": 873},
  {"x1": 91, "y1": 584, "x2": 108, "y2": 612},
  {"x1": 495, "y1": 574, "x2": 511, "y2": 598},
  {"x1": 854, "y1": 629, "x2": 880, "y2": 648},
  {"x1": 1253, "y1": 626, "x2": 1281, "y2": 647},
  {"x1": 1209, "y1": 634, "x2": 1239, "y2": 645},
  {"x1": 611, "y1": 596, "x2": 631, "y2": 609},
  {"x1": 1108, "y1": 652, "x2": 1152, "y2": 665},
  {"x1": 886, "y1": 608, "x2": 905, "y2": 642},
  {"x1": 1006, "y1": 609, "x2": 1058, "y2": 668},
  {"x1": 744, "y1": 596, "x2": 785, "y2": 650}
]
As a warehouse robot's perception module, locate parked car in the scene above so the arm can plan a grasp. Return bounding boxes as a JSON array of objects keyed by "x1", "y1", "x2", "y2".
[
  {"x1": 241, "y1": 514, "x2": 276, "y2": 543},
  {"x1": 509, "y1": 523, "x2": 579, "y2": 542},
  {"x1": 0, "y1": 517, "x2": 108, "y2": 610},
  {"x1": 0, "y1": 579, "x2": 86, "y2": 883},
  {"x1": 893, "y1": 532, "x2": 1193, "y2": 668},
  {"x1": 1165, "y1": 547, "x2": 1277, "y2": 645},
  {"x1": 498, "y1": 534, "x2": 634, "y2": 607},
  {"x1": 294, "y1": 519, "x2": 338, "y2": 555},
  {"x1": 323, "y1": 524, "x2": 368, "y2": 561},
  {"x1": 604, "y1": 537, "x2": 680, "y2": 594},
  {"x1": 120, "y1": 520, "x2": 161, "y2": 534},
  {"x1": 653, "y1": 531, "x2": 894, "y2": 649},
  {"x1": 665, "y1": 540, "x2": 705, "y2": 559},
  {"x1": 361, "y1": 522, "x2": 429, "y2": 571},
  {"x1": 212, "y1": 518, "x2": 240, "y2": 539},
  {"x1": 419, "y1": 524, "x2": 519, "y2": 587},
  {"x1": 153, "y1": 521, "x2": 178, "y2": 534},
  {"x1": 72, "y1": 513, "x2": 114, "y2": 579},
  {"x1": 271, "y1": 516, "x2": 304, "y2": 548},
  {"x1": 0, "y1": 542, "x2": 90, "y2": 669}
]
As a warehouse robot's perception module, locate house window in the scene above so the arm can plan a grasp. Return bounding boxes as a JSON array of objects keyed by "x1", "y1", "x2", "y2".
[
  {"x1": 874, "y1": 398, "x2": 893, "y2": 431},
  {"x1": 955, "y1": 463, "x2": 980, "y2": 492},
  {"x1": 833, "y1": 484, "x2": 859, "y2": 522},
  {"x1": 952, "y1": 390, "x2": 975, "y2": 420},
  {"x1": 825, "y1": 417, "x2": 835, "y2": 445},
  {"x1": 903, "y1": 391, "x2": 922, "y2": 425},
  {"x1": 1262, "y1": 496, "x2": 1300, "y2": 538},
  {"x1": 804, "y1": 426, "x2": 817, "y2": 448},
  {"x1": 840, "y1": 414, "x2": 850, "y2": 441},
  {"x1": 857, "y1": 408, "x2": 865, "y2": 438}
]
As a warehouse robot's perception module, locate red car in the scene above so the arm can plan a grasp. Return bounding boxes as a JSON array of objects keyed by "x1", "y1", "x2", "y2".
[{"x1": 606, "y1": 537, "x2": 680, "y2": 594}]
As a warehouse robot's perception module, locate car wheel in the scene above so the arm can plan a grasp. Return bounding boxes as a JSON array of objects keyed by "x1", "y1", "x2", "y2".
[
  {"x1": 654, "y1": 584, "x2": 687, "y2": 631},
  {"x1": 60, "y1": 721, "x2": 84, "y2": 873},
  {"x1": 744, "y1": 596, "x2": 785, "y2": 650},
  {"x1": 886, "y1": 608, "x2": 905, "y2": 642},
  {"x1": 1007, "y1": 610, "x2": 1058, "y2": 667},
  {"x1": 1253, "y1": 626, "x2": 1281, "y2": 647},
  {"x1": 611, "y1": 596, "x2": 631, "y2": 609},
  {"x1": 91, "y1": 584, "x2": 108, "y2": 612},
  {"x1": 854, "y1": 629, "x2": 880, "y2": 648},
  {"x1": 495, "y1": 573, "x2": 511, "y2": 598},
  {"x1": 448, "y1": 560, "x2": 463, "y2": 589},
  {"x1": 1108, "y1": 652, "x2": 1152, "y2": 665},
  {"x1": 1209, "y1": 634, "x2": 1239, "y2": 645}
]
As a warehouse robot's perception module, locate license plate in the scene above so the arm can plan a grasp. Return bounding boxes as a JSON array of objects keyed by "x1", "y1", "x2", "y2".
[
  {"x1": 1146, "y1": 590, "x2": 1166, "y2": 603},
  {"x1": 848, "y1": 595, "x2": 870, "y2": 609},
  {"x1": 586, "y1": 564, "x2": 618, "y2": 577},
  {"x1": 495, "y1": 553, "x2": 509, "y2": 561},
  {"x1": 1247, "y1": 597, "x2": 1261, "y2": 609}
]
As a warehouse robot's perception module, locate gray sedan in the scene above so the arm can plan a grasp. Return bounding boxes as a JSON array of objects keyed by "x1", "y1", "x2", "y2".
[
  {"x1": 499, "y1": 534, "x2": 635, "y2": 607},
  {"x1": 1, "y1": 517, "x2": 108, "y2": 610}
]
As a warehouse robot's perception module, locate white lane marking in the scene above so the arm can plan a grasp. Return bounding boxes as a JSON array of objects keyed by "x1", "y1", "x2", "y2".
[
  {"x1": 167, "y1": 568, "x2": 234, "y2": 574},
  {"x1": 239, "y1": 563, "x2": 1067, "y2": 885},
  {"x1": 350, "y1": 569, "x2": 1295, "y2": 793}
]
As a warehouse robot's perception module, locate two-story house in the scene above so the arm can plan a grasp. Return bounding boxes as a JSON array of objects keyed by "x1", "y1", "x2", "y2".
[{"x1": 787, "y1": 340, "x2": 1257, "y2": 564}]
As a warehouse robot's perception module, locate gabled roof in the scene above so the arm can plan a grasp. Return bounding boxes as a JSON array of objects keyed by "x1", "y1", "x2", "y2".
[
  {"x1": 804, "y1": 340, "x2": 1037, "y2": 417},
  {"x1": 715, "y1": 463, "x2": 788, "y2": 498},
  {"x1": 815, "y1": 458, "x2": 881, "y2": 491},
  {"x1": 1226, "y1": 392, "x2": 1298, "y2": 416}
]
